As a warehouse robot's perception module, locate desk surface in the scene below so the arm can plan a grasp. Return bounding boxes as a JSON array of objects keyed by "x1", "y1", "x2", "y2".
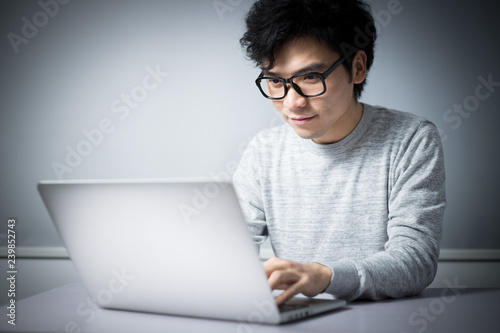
[{"x1": 1, "y1": 283, "x2": 499, "y2": 333}]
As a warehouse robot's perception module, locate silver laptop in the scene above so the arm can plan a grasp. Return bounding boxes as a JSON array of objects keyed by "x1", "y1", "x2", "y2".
[{"x1": 37, "y1": 179, "x2": 346, "y2": 324}]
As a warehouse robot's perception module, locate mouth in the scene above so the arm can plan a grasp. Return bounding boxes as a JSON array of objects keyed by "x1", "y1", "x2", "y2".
[{"x1": 289, "y1": 115, "x2": 316, "y2": 126}]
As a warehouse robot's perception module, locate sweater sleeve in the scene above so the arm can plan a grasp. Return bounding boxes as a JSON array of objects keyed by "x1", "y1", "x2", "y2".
[
  {"x1": 232, "y1": 137, "x2": 268, "y2": 250},
  {"x1": 324, "y1": 121, "x2": 446, "y2": 301}
]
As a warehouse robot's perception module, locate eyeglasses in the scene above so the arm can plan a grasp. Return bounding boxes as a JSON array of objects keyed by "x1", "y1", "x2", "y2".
[{"x1": 255, "y1": 57, "x2": 345, "y2": 100}]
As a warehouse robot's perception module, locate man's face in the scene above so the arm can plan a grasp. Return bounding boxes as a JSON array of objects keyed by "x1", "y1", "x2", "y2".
[{"x1": 266, "y1": 37, "x2": 364, "y2": 144}]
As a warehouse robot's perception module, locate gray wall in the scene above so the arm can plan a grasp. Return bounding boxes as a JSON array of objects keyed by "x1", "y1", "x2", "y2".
[{"x1": 0, "y1": 0, "x2": 499, "y2": 251}]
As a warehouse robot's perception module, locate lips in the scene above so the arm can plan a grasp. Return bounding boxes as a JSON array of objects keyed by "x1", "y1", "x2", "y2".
[{"x1": 289, "y1": 115, "x2": 316, "y2": 126}]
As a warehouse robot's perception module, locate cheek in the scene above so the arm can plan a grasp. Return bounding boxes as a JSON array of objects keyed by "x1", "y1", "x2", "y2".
[
  {"x1": 327, "y1": 66, "x2": 353, "y2": 94},
  {"x1": 272, "y1": 100, "x2": 285, "y2": 113},
  {"x1": 325, "y1": 77, "x2": 354, "y2": 105}
]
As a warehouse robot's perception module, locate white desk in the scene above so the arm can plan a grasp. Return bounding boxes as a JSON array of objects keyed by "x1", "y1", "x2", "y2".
[{"x1": 1, "y1": 283, "x2": 499, "y2": 333}]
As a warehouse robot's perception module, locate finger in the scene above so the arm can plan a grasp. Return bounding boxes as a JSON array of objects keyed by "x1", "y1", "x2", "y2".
[
  {"x1": 262, "y1": 257, "x2": 275, "y2": 276},
  {"x1": 275, "y1": 279, "x2": 307, "y2": 305},
  {"x1": 267, "y1": 269, "x2": 297, "y2": 290},
  {"x1": 263, "y1": 257, "x2": 289, "y2": 276}
]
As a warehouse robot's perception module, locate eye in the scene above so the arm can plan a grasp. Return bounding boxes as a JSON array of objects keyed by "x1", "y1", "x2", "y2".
[
  {"x1": 303, "y1": 74, "x2": 320, "y2": 82},
  {"x1": 267, "y1": 78, "x2": 283, "y2": 86}
]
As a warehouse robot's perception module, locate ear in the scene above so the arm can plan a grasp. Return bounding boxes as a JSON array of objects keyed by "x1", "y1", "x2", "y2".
[{"x1": 351, "y1": 50, "x2": 367, "y2": 85}]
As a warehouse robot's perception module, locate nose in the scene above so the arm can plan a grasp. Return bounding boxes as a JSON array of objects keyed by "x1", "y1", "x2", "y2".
[{"x1": 283, "y1": 84, "x2": 307, "y2": 111}]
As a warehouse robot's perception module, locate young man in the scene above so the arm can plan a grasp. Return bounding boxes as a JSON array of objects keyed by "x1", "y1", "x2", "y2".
[{"x1": 233, "y1": 0, "x2": 446, "y2": 304}]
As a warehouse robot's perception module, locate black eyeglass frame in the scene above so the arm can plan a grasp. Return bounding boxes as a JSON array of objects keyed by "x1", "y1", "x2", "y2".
[{"x1": 255, "y1": 57, "x2": 346, "y2": 100}]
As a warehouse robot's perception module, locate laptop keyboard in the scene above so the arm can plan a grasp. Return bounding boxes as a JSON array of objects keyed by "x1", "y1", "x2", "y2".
[{"x1": 278, "y1": 303, "x2": 311, "y2": 313}]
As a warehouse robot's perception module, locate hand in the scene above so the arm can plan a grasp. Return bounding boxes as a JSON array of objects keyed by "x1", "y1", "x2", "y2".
[{"x1": 263, "y1": 257, "x2": 332, "y2": 305}]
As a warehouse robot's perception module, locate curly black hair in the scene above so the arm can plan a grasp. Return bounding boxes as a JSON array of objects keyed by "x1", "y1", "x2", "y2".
[{"x1": 240, "y1": 0, "x2": 377, "y2": 100}]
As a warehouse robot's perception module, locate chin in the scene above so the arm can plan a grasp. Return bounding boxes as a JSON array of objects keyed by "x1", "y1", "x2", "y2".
[{"x1": 292, "y1": 128, "x2": 320, "y2": 140}]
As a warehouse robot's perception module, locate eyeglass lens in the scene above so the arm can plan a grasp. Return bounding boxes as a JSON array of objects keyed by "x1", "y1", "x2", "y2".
[{"x1": 258, "y1": 73, "x2": 325, "y2": 99}]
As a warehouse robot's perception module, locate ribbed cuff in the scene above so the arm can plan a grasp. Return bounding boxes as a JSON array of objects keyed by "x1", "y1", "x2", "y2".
[{"x1": 324, "y1": 260, "x2": 360, "y2": 301}]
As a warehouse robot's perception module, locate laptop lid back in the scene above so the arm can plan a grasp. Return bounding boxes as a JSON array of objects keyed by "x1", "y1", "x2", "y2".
[{"x1": 38, "y1": 179, "x2": 281, "y2": 324}]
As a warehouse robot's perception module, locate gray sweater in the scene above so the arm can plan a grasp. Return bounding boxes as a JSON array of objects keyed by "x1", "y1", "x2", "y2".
[{"x1": 232, "y1": 104, "x2": 446, "y2": 301}]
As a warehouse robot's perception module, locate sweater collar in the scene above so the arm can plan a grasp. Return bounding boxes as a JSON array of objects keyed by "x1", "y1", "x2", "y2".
[{"x1": 299, "y1": 103, "x2": 374, "y2": 155}]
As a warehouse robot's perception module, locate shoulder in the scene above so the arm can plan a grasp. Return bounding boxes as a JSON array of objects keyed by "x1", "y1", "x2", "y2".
[
  {"x1": 365, "y1": 105, "x2": 444, "y2": 174},
  {"x1": 365, "y1": 104, "x2": 440, "y2": 143},
  {"x1": 235, "y1": 123, "x2": 293, "y2": 171},
  {"x1": 252, "y1": 123, "x2": 292, "y2": 142},
  {"x1": 368, "y1": 104, "x2": 433, "y2": 129},
  {"x1": 246, "y1": 123, "x2": 296, "y2": 152}
]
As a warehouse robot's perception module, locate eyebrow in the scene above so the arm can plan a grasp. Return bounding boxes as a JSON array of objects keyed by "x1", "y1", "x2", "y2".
[{"x1": 264, "y1": 62, "x2": 329, "y2": 77}]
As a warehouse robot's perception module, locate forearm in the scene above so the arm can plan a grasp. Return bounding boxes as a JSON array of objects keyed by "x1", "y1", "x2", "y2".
[{"x1": 324, "y1": 245, "x2": 439, "y2": 301}]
